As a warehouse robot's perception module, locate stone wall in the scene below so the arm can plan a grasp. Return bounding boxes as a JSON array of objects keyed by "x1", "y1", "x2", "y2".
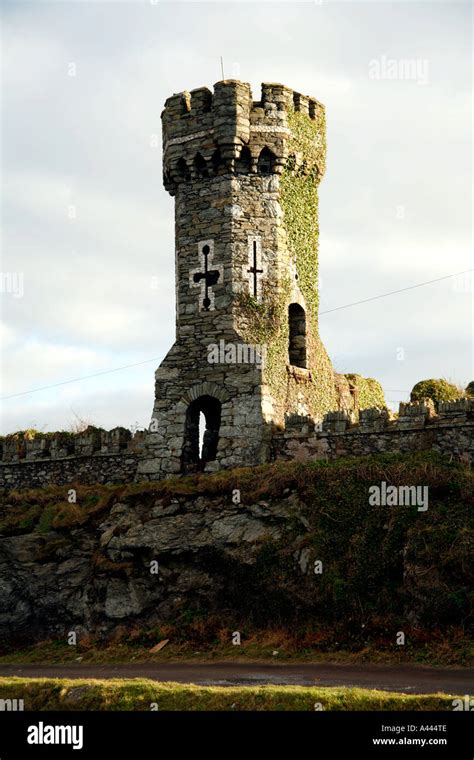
[
  {"x1": 142, "y1": 80, "x2": 337, "y2": 479},
  {"x1": 0, "y1": 428, "x2": 145, "y2": 491},
  {"x1": 141, "y1": 79, "x2": 386, "y2": 479},
  {"x1": 1, "y1": 400, "x2": 472, "y2": 491},
  {"x1": 272, "y1": 399, "x2": 474, "y2": 464},
  {"x1": 0, "y1": 453, "x2": 140, "y2": 491}
]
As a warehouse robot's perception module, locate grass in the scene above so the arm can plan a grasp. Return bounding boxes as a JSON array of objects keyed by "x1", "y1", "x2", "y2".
[
  {"x1": 1, "y1": 451, "x2": 471, "y2": 535},
  {"x1": 1, "y1": 632, "x2": 471, "y2": 668},
  {"x1": 0, "y1": 677, "x2": 461, "y2": 711},
  {"x1": 0, "y1": 451, "x2": 472, "y2": 668}
]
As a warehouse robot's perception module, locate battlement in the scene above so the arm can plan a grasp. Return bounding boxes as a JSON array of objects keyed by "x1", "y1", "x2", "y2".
[
  {"x1": 161, "y1": 80, "x2": 325, "y2": 194},
  {"x1": 0, "y1": 427, "x2": 147, "y2": 464},
  {"x1": 1, "y1": 400, "x2": 471, "y2": 466},
  {"x1": 272, "y1": 398, "x2": 474, "y2": 466},
  {"x1": 280, "y1": 398, "x2": 474, "y2": 437},
  {"x1": 0, "y1": 398, "x2": 472, "y2": 490}
]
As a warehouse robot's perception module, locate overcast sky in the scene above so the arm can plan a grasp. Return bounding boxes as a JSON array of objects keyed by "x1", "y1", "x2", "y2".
[{"x1": 0, "y1": 0, "x2": 472, "y2": 434}]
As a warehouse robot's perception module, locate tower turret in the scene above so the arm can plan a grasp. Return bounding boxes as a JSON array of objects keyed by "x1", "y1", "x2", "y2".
[{"x1": 138, "y1": 80, "x2": 338, "y2": 478}]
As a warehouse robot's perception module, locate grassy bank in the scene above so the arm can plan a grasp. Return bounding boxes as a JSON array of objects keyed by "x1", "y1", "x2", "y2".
[
  {"x1": 0, "y1": 632, "x2": 472, "y2": 667},
  {"x1": 0, "y1": 677, "x2": 461, "y2": 711},
  {"x1": 1, "y1": 451, "x2": 472, "y2": 534},
  {"x1": 1, "y1": 452, "x2": 472, "y2": 666}
]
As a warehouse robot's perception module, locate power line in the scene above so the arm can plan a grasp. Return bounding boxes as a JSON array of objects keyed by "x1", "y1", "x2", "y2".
[
  {"x1": 1, "y1": 357, "x2": 161, "y2": 400},
  {"x1": 1, "y1": 267, "x2": 470, "y2": 402},
  {"x1": 319, "y1": 269, "x2": 472, "y2": 315}
]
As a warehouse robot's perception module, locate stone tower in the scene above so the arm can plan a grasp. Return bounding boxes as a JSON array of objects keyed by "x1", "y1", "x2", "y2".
[{"x1": 138, "y1": 80, "x2": 340, "y2": 479}]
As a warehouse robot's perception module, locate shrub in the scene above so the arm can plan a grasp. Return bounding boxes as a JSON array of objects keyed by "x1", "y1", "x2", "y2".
[
  {"x1": 465, "y1": 381, "x2": 474, "y2": 398},
  {"x1": 344, "y1": 374, "x2": 386, "y2": 409},
  {"x1": 410, "y1": 378, "x2": 461, "y2": 408}
]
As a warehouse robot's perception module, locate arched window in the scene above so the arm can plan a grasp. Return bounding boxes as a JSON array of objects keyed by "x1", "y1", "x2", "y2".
[
  {"x1": 181, "y1": 395, "x2": 221, "y2": 472},
  {"x1": 235, "y1": 146, "x2": 251, "y2": 174},
  {"x1": 288, "y1": 303, "x2": 307, "y2": 368},
  {"x1": 212, "y1": 149, "x2": 223, "y2": 176},
  {"x1": 257, "y1": 147, "x2": 276, "y2": 175},
  {"x1": 176, "y1": 157, "x2": 191, "y2": 182},
  {"x1": 194, "y1": 152, "x2": 208, "y2": 179}
]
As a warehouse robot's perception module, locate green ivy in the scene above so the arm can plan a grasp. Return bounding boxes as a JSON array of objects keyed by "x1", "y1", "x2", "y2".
[
  {"x1": 280, "y1": 107, "x2": 326, "y2": 326},
  {"x1": 344, "y1": 374, "x2": 386, "y2": 410},
  {"x1": 236, "y1": 106, "x2": 337, "y2": 418},
  {"x1": 411, "y1": 379, "x2": 463, "y2": 409},
  {"x1": 236, "y1": 106, "x2": 383, "y2": 419}
]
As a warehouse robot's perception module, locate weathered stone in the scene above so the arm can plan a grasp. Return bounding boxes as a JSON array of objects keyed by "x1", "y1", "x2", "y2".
[
  {"x1": 1, "y1": 468, "x2": 469, "y2": 642},
  {"x1": 138, "y1": 79, "x2": 339, "y2": 481}
]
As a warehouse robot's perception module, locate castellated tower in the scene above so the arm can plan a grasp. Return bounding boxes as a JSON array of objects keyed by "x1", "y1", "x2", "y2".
[{"x1": 138, "y1": 80, "x2": 340, "y2": 479}]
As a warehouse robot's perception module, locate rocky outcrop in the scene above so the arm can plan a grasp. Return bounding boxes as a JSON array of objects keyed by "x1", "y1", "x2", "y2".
[
  {"x1": 0, "y1": 454, "x2": 472, "y2": 643},
  {"x1": 0, "y1": 491, "x2": 300, "y2": 641}
]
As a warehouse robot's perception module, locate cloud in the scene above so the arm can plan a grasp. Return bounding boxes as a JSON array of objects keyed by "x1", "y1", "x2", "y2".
[{"x1": 1, "y1": 0, "x2": 472, "y2": 433}]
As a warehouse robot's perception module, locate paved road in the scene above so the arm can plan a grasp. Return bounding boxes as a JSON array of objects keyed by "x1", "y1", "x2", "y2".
[{"x1": 0, "y1": 662, "x2": 472, "y2": 694}]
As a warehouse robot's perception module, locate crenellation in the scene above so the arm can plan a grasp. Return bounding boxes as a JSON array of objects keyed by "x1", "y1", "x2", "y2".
[
  {"x1": 25, "y1": 437, "x2": 51, "y2": 461},
  {"x1": 76, "y1": 428, "x2": 102, "y2": 456},
  {"x1": 3, "y1": 438, "x2": 20, "y2": 463},
  {"x1": 1, "y1": 406, "x2": 472, "y2": 490},
  {"x1": 162, "y1": 91, "x2": 190, "y2": 121},
  {"x1": 398, "y1": 400, "x2": 435, "y2": 430},
  {"x1": 261, "y1": 82, "x2": 294, "y2": 110},
  {"x1": 2, "y1": 77, "x2": 469, "y2": 490},
  {"x1": 161, "y1": 80, "x2": 324, "y2": 194},
  {"x1": 0, "y1": 428, "x2": 146, "y2": 469},
  {"x1": 438, "y1": 398, "x2": 473, "y2": 416},
  {"x1": 270, "y1": 400, "x2": 473, "y2": 441},
  {"x1": 399, "y1": 400, "x2": 435, "y2": 417},
  {"x1": 293, "y1": 91, "x2": 309, "y2": 115},
  {"x1": 272, "y1": 406, "x2": 473, "y2": 465},
  {"x1": 190, "y1": 86, "x2": 213, "y2": 114},
  {"x1": 322, "y1": 410, "x2": 352, "y2": 433},
  {"x1": 358, "y1": 407, "x2": 391, "y2": 432},
  {"x1": 101, "y1": 427, "x2": 132, "y2": 454}
]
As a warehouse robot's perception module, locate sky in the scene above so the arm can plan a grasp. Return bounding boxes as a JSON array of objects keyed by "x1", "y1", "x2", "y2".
[{"x1": 0, "y1": 0, "x2": 472, "y2": 434}]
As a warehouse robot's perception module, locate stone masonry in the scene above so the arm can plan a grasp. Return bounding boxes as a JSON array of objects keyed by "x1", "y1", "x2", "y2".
[
  {"x1": 138, "y1": 80, "x2": 357, "y2": 480},
  {"x1": 1, "y1": 400, "x2": 472, "y2": 491},
  {"x1": 273, "y1": 399, "x2": 474, "y2": 464},
  {"x1": 1, "y1": 80, "x2": 469, "y2": 489}
]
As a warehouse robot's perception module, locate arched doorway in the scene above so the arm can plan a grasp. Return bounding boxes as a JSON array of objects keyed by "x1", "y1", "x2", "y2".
[{"x1": 181, "y1": 395, "x2": 221, "y2": 472}]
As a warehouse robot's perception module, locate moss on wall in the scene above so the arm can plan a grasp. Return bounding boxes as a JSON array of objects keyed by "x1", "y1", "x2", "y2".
[
  {"x1": 411, "y1": 379, "x2": 463, "y2": 408},
  {"x1": 236, "y1": 106, "x2": 338, "y2": 422},
  {"x1": 277, "y1": 107, "x2": 336, "y2": 419},
  {"x1": 236, "y1": 279, "x2": 291, "y2": 407},
  {"x1": 236, "y1": 106, "x2": 385, "y2": 424},
  {"x1": 344, "y1": 374, "x2": 386, "y2": 410},
  {"x1": 280, "y1": 107, "x2": 326, "y2": 327}
]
